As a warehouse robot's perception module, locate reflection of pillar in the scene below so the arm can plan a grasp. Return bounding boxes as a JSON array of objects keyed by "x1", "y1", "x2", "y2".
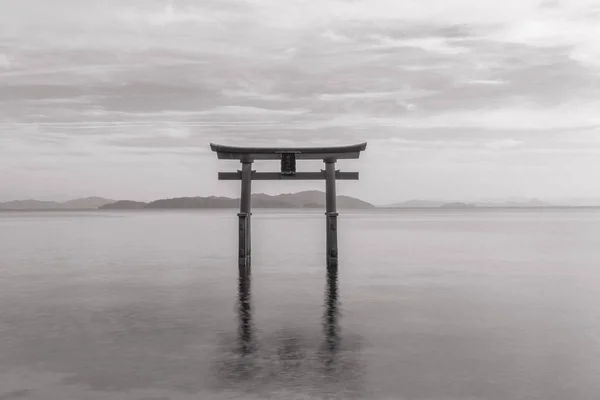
[
  {"x1": 323, "y1": 264, "x2": 340, "y2": 369},
  {"x1": 325, "y1": 160, "x2": 338, "y2": 266},
  {"x1": 238, "y1": 161, "x2": 252, "y2": 265},
  {"x1": 238, "y1": 267, "x2": 252, "y2": 356}
]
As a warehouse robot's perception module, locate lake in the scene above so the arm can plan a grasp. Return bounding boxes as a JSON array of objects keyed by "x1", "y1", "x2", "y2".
[{"x1": 1, "y1": 209, "x2": 600, "y2": 399}]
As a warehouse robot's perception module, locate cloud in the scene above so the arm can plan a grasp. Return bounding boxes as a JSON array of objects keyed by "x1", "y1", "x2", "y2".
[
  {"x1": 221, "y1": 89, "x2": 292, "y2": 101},
  {"x1": 485, "y1": 139, "x2": 523, "y2": 150},
  {"x1": 318, "y1": 88, "x2": 436, "y2": 101},
  {"x1": 197, "y1": 105, "x2": 309, "y2": 117},
  {"x1": 0, "y1": 54, "x2": 10, "y2": 69},
  {"x1": 117, "y1": 1, "x2": 227, "y2": 27},
  {"x1": 228, "y1": 0, "x2": 542, "y2": 27},
  {"x1": 368, "y1": 35, "x2": 469, "y2": 55},
  {"x1": 320, "y1": 30, "x2": 350, "y2": 43},
  {"x1": 3, "y1": 0, "x2": 600, "y2": 201},
  {"x1": 320, "y1": 99, "x2": 600, "y2": 131},
  {"x1": 467, "y1": 79, "x2": 507, "y2": 85},
  {"x1": 487, "y1": 0, "x2": 600, "y2": 66}
]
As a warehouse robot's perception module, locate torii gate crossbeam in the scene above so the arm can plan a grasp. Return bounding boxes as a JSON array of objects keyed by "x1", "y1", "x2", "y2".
[{"x1": 210, "y1": 142, "x2": 367, "y2": 267}]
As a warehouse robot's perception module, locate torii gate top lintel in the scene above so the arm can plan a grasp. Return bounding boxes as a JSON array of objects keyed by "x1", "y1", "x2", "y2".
[{"x1": 209, "y1": 142, "x2": 367, "y2": 161}]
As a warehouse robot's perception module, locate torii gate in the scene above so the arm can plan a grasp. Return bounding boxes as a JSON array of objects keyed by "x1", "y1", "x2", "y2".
[{"x1": 210, "y1": 143, "x2": 367, "y2": 266}]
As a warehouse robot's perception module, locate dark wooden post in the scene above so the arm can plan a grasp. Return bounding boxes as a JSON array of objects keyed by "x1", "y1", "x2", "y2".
[
  {"x1": 323, "y1": 262, "x2": 340, "y2": 369},
  {"x1": 325, "y1": 159, "x2": 338, "y2": 266},
  {"x1": 238, "y1": 266, "x2": 252, "y2": 356},
  {"x1": 238, "y1": 160, "x2": 252, "y2": 265}
]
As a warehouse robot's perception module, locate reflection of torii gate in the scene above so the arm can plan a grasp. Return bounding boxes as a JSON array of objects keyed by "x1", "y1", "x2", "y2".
[{"x1": 210, "y1": 143, "x2": 367, "y2": 266}]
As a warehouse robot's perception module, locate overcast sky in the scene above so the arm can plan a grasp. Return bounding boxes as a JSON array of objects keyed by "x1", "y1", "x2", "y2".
[{"x1": 1, "y1": 0, "x2": 600, "y2": 204}]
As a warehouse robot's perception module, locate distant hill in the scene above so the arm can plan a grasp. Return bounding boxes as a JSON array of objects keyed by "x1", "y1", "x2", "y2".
[
  {"x1": 61, "y1": 197, "x2": 116, "y2": 209},
  {"x1": 475, "y1": 198, "x2": 552, "y2": 207},
  {"x1": 0, "y1": 197, "x2": 115, "y2": 210},
  {"x1": 545, "y1": 197, "x2": 600, "y2": 207},
  {"x1": 144, "y1": 196, "x2": 238, "y2": 209},
  {"x1": 100, "y1": 191, "x2": 374, "y2": 210},
  {"x1": 388, "y1": 198, "x2": 554, "y2": 208},
  {"x1": 252, "y1": 190, "x2": 374, "y2": 209},
  {"x1": 440, "y1": 202, "x2": 476, "y2": 209},
  {"x1": 388, "y1": 199, "x2": 448, "y2": 208},
  {"x1": 3, "y1": 193, "x2": 562, "y2": 211},
  {"x1": 0, "y1": 200, "x2": 61, "y2": 210},
  {"x1": 100, "y1": 200, "x2": 147, "y2": 210}
]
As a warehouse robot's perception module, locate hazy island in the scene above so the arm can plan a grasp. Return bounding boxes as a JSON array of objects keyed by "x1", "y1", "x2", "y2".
[
  {"x1": 100, "y1": 200, "x2": 146, "y2": 210},
  {"x1": 0, "y1": 191, "x2": 374, "y2": 210},
  {"x1": 440, "y1": 202, "x2": 477, "y2": 209},
  {"x1": 387, "y1": 197, "x2": 555, "y2": 208},
  {"x1": 101, "y1": 191, "x2": 375, "y2": 210},
  {"x1": 0, "y1": 197, "x2": 116, "y2": 210},
  {"x1": 7, "y1": 193, "x2": 598, "y2": 211}
]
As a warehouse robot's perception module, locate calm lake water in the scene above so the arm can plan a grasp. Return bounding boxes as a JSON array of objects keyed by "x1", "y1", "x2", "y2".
[{"x1": 1, "y1": 209, "x2": 600, "y2": 400}]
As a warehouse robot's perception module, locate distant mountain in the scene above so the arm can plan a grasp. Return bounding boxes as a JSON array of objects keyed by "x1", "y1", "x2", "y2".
[
  {"x1": 546, "y1": 197, "x2": 600, "y2": 207},
  {"x1": 100, "y1": 200, "x2": 147, "y2": 210},
  {"x1": 0, "y1": 200, "x2": 61, "y2": 210},
  {"x1": 526, "y1": 198, "x2": 549, "y2": 207},
  {"x1": 4, "y1": 193, "x2": 571, "y2": 211},
  {"x1": 62, "y1": 197, "x2": 116, "y2": 209},
  {"x1": 474, "y1": 198, "x2": 552, "y2": 207},
  {"x1": 252, "y1": 190, "x2": 374, "y2": 209},
  {"x1": 0, "y1": 197, "x2": 115, "y2": 210},
  {"x1": 388, "y1": 199, "x2": 448, "y2": 208},
  {"x1": 440, "y1": 202, "x2": 476, "y2": 209},
  {"x1": 100, "y1": 191, "x2": 374, "y2": 210},
  {"x1": 144, "y1": 196, "x2": 238, "y2": 209},
  {"x1": 388, "y1": 198, "x2": 555, "y2": 208}
]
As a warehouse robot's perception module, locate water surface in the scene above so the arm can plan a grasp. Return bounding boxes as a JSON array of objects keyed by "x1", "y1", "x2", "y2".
[{"x1": 1, "y1": 209, "x2": 600, "y2": 399}]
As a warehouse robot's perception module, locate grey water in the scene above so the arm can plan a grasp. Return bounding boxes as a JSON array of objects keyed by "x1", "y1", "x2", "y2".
[{"x1": 2, "y1": 209, "x2": 600, "y2": 400}]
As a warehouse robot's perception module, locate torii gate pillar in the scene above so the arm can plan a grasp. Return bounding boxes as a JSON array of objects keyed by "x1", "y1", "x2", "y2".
[
  {"x1": 324, "y1": 160, "x2": 338, "y2": 265},
  {"x1": 238, "y1": 160, "x2": 253, "y2": 265},
  {"x1": 210, "y1": 143, "x2": 367, "y2": 267}
]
